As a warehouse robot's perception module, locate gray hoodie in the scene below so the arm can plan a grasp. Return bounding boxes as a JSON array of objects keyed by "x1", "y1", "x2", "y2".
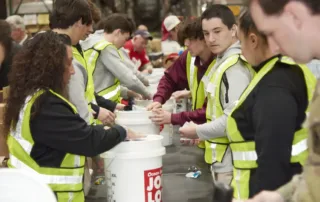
[
  {"x1": 68, "y1": 58, "x2": 92, "y2": 124},
  {"x1": 119, "y1": 47, "x2": 149, "y2": 86},
  {"x1": 80, "y1": 30, "x2": 151, "y2": 98},
  {"x1": 196, "y1": 41, "x2": 253, "y2": 173}
]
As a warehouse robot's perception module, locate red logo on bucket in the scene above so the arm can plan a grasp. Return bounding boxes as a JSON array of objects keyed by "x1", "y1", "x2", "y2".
[
  {"x1": 159, "y1": 124, "x2": 164, "y2": 132},
  {"x1": 144, "y1": 167, "x2": 162, "y2": 202}
]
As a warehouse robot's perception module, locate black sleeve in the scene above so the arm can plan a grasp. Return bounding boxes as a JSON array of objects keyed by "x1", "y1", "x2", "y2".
[
  {"x1": 91, "y1": 103, "x2": 100, "y2": 119},
  {"x1": 94, "y1": 93, "x2": 117, "y2": 112},
  {"x1": 30, "y1": 93, "x2": 127, "y2": 157},
  {"x1": 251, "y1": 85, "x2": 298, "y2": 195}
]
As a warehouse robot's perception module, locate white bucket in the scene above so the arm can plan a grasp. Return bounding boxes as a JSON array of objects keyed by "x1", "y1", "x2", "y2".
[
  {"x1": 101, "y1": 135, "x2": 166, "y2": 202},
  {"x1": 134, "y1": 99, "x2": 153, "y2": 107},
  {"x1": 161, "y1": 103, "x2": 175, "y2": 146},
  {"x1": 147, "y1": 69, "x2": 165, "y2": 84},
  {"x1": 0, "y1": 169, "x2": 57, "y2": 202},
  {"x1": 115, "y1": 110, "x2": 160, "y2": 135},
  {"x1": 147, "y1": 84, "x2": 159, "y2": 97},
  {"x1": 134, "y1": 99, "x2": 175, "y2": 146}
]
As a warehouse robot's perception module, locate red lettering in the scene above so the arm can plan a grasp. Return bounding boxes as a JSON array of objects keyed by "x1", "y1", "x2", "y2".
[{"x1": 144, "y1": 168, "x2": 162, "y2": 202}]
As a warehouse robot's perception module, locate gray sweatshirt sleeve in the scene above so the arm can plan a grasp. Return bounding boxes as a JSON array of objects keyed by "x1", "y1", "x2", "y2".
[
  {"x1": 68, "y1": 61, "x2": 91, "y2": 124},
  {"x1": 121, "y1": 48, "x2": 149, "y2": 86},
  {"x1": 101, "y1": 47, "x2": 151, "y2": 97},
  {"x1": 196, "y1": 62, "x2": 252, "y2": 140},
  {"x1": 120, "y1": 86, "x2": 129, "y2": 99},
  {"x1": 132, "y1": 67, "x2": 149, "y2": 86}
]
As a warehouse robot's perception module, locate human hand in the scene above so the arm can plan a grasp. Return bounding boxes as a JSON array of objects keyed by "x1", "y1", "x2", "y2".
[
  {"x1": 143, "y1": 94, "x2": 153, "y2": 100},
  {"x1": 116, "y1": 104, "x2": 125, "y2": 111},
  {"x1": 180, "y1": 138, "x2": 200, "y2": 146},
  {"x1": 134, "y1": 93, "x2": 143, "y2": 100},
  {"x1": 245, "y1": 191, "x2": 284, "y2": 202},
  {"x1": 172, "y1": 90, "x2": 191, "y2": 101},
  {"x1": 146, "y1": 101, "x2": 162, "y2": 111},
  {"x1": 147, "y1": 67, "x2": 153, "y2": 74},
  {"x1": 149, "y1": 108, "x2": 171, "y2": 125},
  {"x1": 179, "y1": 122, "x2": 198, "y2": 139},
  {"x1": 97, "y1": 108, "x2": 115, "y2": 125},
  {"x1": 126, "y1": 128, "x2": 146, "y2": 140}
]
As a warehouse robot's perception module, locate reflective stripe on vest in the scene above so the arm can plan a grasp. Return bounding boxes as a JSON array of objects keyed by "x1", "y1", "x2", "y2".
[
  {"x1": 7, "y1": 89, "x2": 85, "y2": 201},
  {"x1": 72, "y1": 47, "x2": 96, "y2": 124},
  {"x1": 84, "y1": 40, "x2": 122, "y2": 103},
  {"x1": 226, "y1": 56, "x2": 316, "y2": 200},
  {"x1": 99, "y1": 81, "x2": 121, "y2": 101},
  {"x1": 204, "y1": 54, "x2": 252, "y2": 164}
]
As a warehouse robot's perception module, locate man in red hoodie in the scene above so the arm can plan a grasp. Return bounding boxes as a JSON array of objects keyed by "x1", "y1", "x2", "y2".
[{"x1": 148, "y1": 18, "x2": 215, "y2": 128}]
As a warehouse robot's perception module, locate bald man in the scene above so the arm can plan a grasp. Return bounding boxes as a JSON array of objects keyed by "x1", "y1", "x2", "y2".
[{"x1": 137, "y1": 24, "x2": 148, "y2": 31}]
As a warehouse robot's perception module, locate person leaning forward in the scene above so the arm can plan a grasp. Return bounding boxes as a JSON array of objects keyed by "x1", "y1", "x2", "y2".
[{"x1": 4, "y1": 31, "x2": 139, "y2": 202}]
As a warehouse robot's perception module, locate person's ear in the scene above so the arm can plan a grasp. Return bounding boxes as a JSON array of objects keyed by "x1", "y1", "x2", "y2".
[
  {"x1": 231, "y1": 24, "x2": 238, "y2": 38},
  {"x1": 249, "y1": 33, "x2": 258, "y2": 49},
  {"x1": 284, "y1": 1, "x2": 310, "y2": 30}
]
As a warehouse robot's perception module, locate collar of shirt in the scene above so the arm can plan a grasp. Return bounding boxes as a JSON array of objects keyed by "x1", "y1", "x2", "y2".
[
  {"x1": 254, "y1": 54, "x2": 281, "y2": 72},
  {"x1": 194, "y1": 54, "x2": 216, "y2": 69},
  {"x1": 19, "y1": 34, "x2": 28, "y2": 45}
]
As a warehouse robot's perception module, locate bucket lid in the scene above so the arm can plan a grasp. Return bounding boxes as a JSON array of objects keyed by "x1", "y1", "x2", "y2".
[
  {"x1": 100, "y1": 135, "x2": 165, "y2": 159},
  {"x1": 101, "y1": 147, "x2": 166, "y2": 160}
]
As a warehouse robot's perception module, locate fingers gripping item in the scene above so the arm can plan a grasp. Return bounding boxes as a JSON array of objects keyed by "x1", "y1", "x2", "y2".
[{"x1": 180, "y1": 122, "x2": 199, "y2": 145}]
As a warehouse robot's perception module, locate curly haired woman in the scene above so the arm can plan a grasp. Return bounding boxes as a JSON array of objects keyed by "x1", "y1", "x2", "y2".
[{"x1": 3, "y1": 31, "x2": 137, "y2": 202}]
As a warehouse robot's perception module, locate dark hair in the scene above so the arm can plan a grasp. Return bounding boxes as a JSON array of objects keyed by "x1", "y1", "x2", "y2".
[
  {"x1": 49, "y1": 0, "x2": 92, "y2": 29},
  {"x1": 201, "y1": 4, "x2": 236, "y2": 29},
  {"x1": 100, "y1": 14, "x2": 135, "y2": 35},
  {"x1": 125, "y1": 16, "x2": 137, "y2": 34},
  {"x1": 4, "y1": 31, "x2": 71, "y2": 135},
  {"x1": 0, "y1": 20, "x2": 12, "y2": 59},
  {"x1": 249, "y1": 0, "x2": 320, "y2": 15},
  {"x1": 238, "y1": 8, "x2": 267, "y2": 43},
  {"x1": 88, "y1": 0, "x2": 101, "y2": 24},
  {"x1": 177, "y1": 18, "x2": 204, "y2": 46}
]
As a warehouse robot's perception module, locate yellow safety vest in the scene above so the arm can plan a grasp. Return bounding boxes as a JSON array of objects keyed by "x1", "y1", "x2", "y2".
[
  {"x1": 205, "y1": 54, "x2": 253, "y2": 164},
  {"x1": 226, "y1": 56, "x2": 316, "y2": 200},
  {"x1": 7, "y1": 89, "x2": 86, "y2": 202},
  {"x1": 72, "y1": 46, "x2": 96, "y2": 124},
  {"x1": 84, "y1": 40, "x2": 122, "y2": 103},
  {"x1": 186, "y1": 52, "x2": 216, "y2": 149},
  {"x1": 186, "y1": 52, "x2": 216, "y2": 110}
]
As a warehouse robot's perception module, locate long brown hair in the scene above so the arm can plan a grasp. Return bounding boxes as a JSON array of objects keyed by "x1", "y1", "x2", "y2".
[{"x1": 4, "y1": 31, "x2": 71, "y2": 136}]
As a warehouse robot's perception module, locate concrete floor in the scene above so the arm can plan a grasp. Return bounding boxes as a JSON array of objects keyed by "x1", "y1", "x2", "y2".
[{"x1": 86, "y1": 134, "x2": 213, "y2": 202}]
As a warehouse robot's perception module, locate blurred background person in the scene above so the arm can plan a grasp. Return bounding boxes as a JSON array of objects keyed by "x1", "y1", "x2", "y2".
[
  {"x1": 6, "y1": 15, "x2": 29, "y2": 45},
  {"x1": 0, "y1": 20, "x2": 21, "y2": 90},
  {"x1": 161, "y1": 15, "x2": 184, "y2": 58},
  {"x1": 124, "y1": 30, "x2": 154, "y2": 74}
]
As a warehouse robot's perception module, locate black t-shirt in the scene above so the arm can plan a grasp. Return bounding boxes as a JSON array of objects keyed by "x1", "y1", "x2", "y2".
[
  {"x1": 231, "y1": 56, "x2": 307, "y2": 197},
  {"x1": 29, "y1": 91, "x2": 126, "y2": 167},
  {"x1": 0, "y1": 42, "x2": 21, "y2": 90}
]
